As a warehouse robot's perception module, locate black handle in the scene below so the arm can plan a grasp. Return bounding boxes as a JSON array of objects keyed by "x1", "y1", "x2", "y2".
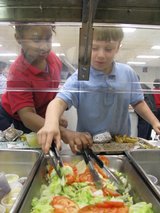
[
  {"x1": 82, "y1": 149, "x2": 90, "y2": 165},
  {"x1": 51, "y1": 142, "x2": 63, "y2": 167},
  {"x1": 51, "y1": 142, "x2": 57, "y2": 156},
  {"x1": 87, "y1": 148, "x2": 104, "y2": 168}
]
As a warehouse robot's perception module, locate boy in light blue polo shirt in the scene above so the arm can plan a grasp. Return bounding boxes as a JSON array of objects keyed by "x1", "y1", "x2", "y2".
[{"x1": 38, "y1": 27, "x2": 160, "y2": 153}]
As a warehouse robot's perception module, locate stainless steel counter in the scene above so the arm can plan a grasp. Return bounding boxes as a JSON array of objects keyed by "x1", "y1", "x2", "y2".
[{"x1": 19, "y1": 154, "x2": 160, "y2": 213}]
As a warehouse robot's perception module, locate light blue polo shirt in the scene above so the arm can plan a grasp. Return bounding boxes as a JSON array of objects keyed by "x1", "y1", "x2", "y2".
[{"x1": 57, "y1": 62, "x2": 144, "y2": 136}]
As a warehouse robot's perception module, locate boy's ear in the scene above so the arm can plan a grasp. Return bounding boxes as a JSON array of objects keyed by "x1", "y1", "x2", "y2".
[
  {"x1": 115, "y1": 42, "x2": 121, "y2": 54},
  {"x1": 15, "y1": 33, "x2": 21, "y2": 44},
  {"x1": 117, "y1": 42, "x2": 122, "y2": 51}
]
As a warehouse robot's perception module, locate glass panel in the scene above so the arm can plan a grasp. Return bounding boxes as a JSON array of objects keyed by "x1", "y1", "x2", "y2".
[
  {"x1": 0, "y1": 23, "x2": 160, "y2": 92},
  {"x1": 0, "y1": 22, "x2": 159, "y2": 138}
]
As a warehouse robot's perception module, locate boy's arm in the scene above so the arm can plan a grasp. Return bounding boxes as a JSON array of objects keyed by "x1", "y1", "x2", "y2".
[
  {"x1": 18, "y1": 107, "x2": 45, "y2": 132},
  {"x1": 60, "y1": 127, "x2": 93, "y2": 153},
  {"x1": 37, "y1": 97, "x2": 68, "y2": 153},
  {"x1": 133, "y1": 100, "x2": 160, "y2": 135},
  {"x1": 38, "y1": 96, "x2": 93, "y2": 154}
]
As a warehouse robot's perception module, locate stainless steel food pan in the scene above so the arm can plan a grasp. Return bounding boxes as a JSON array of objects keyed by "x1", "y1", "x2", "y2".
[
  {"x1": 19, "y1": 154, "x2": 160, "y2": 213},
  {"x1": 0, "y1": 149, "x2": 42, "y2": 213},
  {"x1": 126, "y1": 149, "x2": 160, "y2": 199}
]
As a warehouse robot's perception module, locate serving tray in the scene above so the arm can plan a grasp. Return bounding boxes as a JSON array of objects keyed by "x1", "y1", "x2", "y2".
[
  {"x1": 18, "y1": 154, "x2": 160, "y2": 213},
  {"x1": 125, "y1": 149, "x2": 160, "y2": 200},
  {"x1": 0, "y1": 149, "x2": 42, "y2": 213},
  {"x1": 91, "y1": 137, "x2": 159, "y2": 154}
]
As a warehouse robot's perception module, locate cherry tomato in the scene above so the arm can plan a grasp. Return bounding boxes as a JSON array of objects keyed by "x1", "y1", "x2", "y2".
[
  {"x1": 63, "y1": 163, "x2": 78, "y2": 184},
  {"x1": 66, "y1": 174, "x2": 75, "y2": 184},
  {"x1": 95, "y1": 201, "x2": 125, "y2": 208},
  {"x1": 48, "y1": 165, "x2": 54, "y2": 176},
  {"x1": 54, "y1": 209, "x2": 67, "y2": 213},
  {"x1": 78, "y1": 168, "x2": 93, "y2": 182},
  {"x1": 78, "y1": 204, "x2": 129, "y2": 213},
  {"x1": 50, "y1": 196, "x2": 79, "y2": 213},
  {"x1": 99, "y1": 156, "x2": 109, "y2": 166},
  {"x1": 94, "y1": 163, "x2": 108, "y2": 179},
  {"x1": 78, "y1": 205, "x2": 104, "y2": 213},
  {"x1": 102, "y1": 187, "x2": 121, "y2": 197}
]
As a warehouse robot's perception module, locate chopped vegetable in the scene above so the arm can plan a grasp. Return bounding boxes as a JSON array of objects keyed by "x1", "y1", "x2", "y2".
[{"x1": 30, "y1": 157, "x2": 154, "y2": 213}]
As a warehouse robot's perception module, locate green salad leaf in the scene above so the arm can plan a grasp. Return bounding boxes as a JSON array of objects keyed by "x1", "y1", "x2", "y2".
[{"x1": 129, "y1": 202, "x2": 154, "y2": 213}]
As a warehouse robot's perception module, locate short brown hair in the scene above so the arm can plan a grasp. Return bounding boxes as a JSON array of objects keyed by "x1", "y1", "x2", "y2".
[{"x1": 93, "y1": 27, "x2": 124, "y2": 42}]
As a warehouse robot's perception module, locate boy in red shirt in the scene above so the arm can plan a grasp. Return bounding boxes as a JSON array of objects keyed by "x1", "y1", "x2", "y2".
[
  {"x1": 0, "y1": 24, "x2": 92, "y2": 151},
  {"x1": 0, "y1": 24, "x2": 66, "y2": 133}
]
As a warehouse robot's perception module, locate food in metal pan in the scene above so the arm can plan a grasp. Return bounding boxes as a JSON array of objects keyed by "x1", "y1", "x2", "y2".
[
  {"x1": 92, "y1": 142, "x2": 136, "y2": 153},
  {"x1": 0, "y1": 173, "x2": 25, "y2": 212},
  {"x1": 93, "y1": 131, "x2": 112, "y2": 143},
  {"x1": 114, "y1": 135, "x2": 138, "y2": 143},
  {"x1": 30, "y1": 156, "x2": 154, "y2": 213},
  {"x1": 3, "y1": 124, "x2": 23, "y2": 141},
  {"x1": 0, "y1": 131, "x2": 5, "y2": 142}
]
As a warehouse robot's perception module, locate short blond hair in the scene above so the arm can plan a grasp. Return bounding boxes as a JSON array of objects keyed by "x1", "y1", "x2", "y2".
[{"x1": 93, "y1": 27, "x2": 124, "y2": 42}]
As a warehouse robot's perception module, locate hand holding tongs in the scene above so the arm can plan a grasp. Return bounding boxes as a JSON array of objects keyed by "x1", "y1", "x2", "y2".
[{"x1": 49, "y1": 142, "x2": 63, "y2": 178}]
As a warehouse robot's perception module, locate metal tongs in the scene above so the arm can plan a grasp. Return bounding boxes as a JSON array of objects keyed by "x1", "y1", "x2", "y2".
[
  {"x1": 87, "y1": 148, "x2": 125, "y2": 189},
  {"x1": 82, "y1": 149, "x2": 103, "y2": 189},
  {"x1": 49, "y1": 143, "x2": 64, "y2": 178}
]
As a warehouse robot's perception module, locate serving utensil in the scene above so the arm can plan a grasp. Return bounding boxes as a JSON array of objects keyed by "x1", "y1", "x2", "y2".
[
  {"x1": 87, "y1": 148, "x2": 126, "y2": 192},
  {"x1": 51, "y1": 143, "x2": 64, "y2": 167},
  {"x1": 48, "y1": 143, "x2": 63, "y2": 178},
  {"x1": 82, "y1": 149, "x2": 103, "y2": 189}
]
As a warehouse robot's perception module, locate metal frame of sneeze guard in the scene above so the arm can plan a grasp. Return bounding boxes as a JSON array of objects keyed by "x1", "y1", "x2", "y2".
[{"x1": 78, "y1": 0, "x2": 99, "y2": 80}]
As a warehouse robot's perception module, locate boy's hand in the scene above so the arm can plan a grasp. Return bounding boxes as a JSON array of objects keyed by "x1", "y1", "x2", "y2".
[
  {"x1": 62, "y1": 129, "x2": 93, "y2": 153},
  {"x1": 152, "y1": 121, "x2": 160, "y2": 136},
  {"x1": 59, "y1": 116, "x2": 68, "y2": 128},
  {"x1": 37, "y1": 125, "x2": 61, "y2": 154}
]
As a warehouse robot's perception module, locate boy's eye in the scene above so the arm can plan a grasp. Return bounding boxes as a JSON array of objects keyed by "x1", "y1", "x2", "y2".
[
  {"x1": 92, "y1": 47, "x2": 98, "y2": 50},
  {"x1": 31, "y1": 37, "x2": 41, "y2": 43},
  {"x1": 26, "y1": 36, "x2": 41, "y2": 43},
  {"x1": 31, "y1": 37, "x2": 52, "y2": 43},
  {"x1": 105, "y1": 48, "x2": 112, "y2": 52},
  {"x1": 32, "y1": 35, "x2": 52, "y2": 43}
]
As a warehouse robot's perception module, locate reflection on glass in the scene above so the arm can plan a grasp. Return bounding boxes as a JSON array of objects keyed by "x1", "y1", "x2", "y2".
[{"x1": 0, "y1": 23, "x2": 160, "y2": 89}]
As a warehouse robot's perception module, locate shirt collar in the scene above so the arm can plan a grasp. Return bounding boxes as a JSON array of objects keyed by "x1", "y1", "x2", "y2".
[
  {"x1": 91, "y1": 61, "x2": 116, "y2": 79},
  {"x1": 20, "y1": 51, "x2": 49, "y2": 75}
]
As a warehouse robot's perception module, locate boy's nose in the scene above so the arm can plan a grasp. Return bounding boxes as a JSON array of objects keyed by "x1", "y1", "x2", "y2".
[
  {"x1": 97, "y1": 49, "x2": 105, "y2": 57},
  {"x1": 39, "y1": 41, "x2": 50, "y2": 50}
]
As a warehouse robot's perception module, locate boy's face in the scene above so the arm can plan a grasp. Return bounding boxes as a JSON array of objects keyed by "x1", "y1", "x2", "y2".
[
  {"x1": 91, "y1": 40, "x2": 120, "y2": 73},
  {"x1": 16, "y1": 26, "x2": 53, "y2": 63}
]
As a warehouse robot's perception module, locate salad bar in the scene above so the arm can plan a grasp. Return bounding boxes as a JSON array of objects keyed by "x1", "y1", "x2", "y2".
[
  {"x1": 0, "y1": 148, "x2": 160, "y2": 212},
  {"x1": 18, "y1": 153, "x2": 160, "y2": 213}
]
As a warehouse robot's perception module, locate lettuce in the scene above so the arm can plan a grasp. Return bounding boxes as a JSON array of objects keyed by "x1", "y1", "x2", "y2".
[
  {"x1": 30, "y1": 162, "x2": 155, "y2": 213},
  {"x1": 129, "y1": 202, "x2": 154, "y2": 213},
  {"x1": 31, "y1": 197, "x2": 53, "y2": 213}
]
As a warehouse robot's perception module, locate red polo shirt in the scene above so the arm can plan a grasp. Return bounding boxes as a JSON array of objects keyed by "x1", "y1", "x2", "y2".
[
  {"x1": 1, "y1": 51, "x2": 62, "y2": 120},
  {"x1": 153, "y1": 88, "x2": 160, "y2": 109}
]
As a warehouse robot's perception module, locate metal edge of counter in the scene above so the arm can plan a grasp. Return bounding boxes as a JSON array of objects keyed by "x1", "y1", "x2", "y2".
[{"x1": 125, "y1": 149, "x2": 160, "y2": 202}]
